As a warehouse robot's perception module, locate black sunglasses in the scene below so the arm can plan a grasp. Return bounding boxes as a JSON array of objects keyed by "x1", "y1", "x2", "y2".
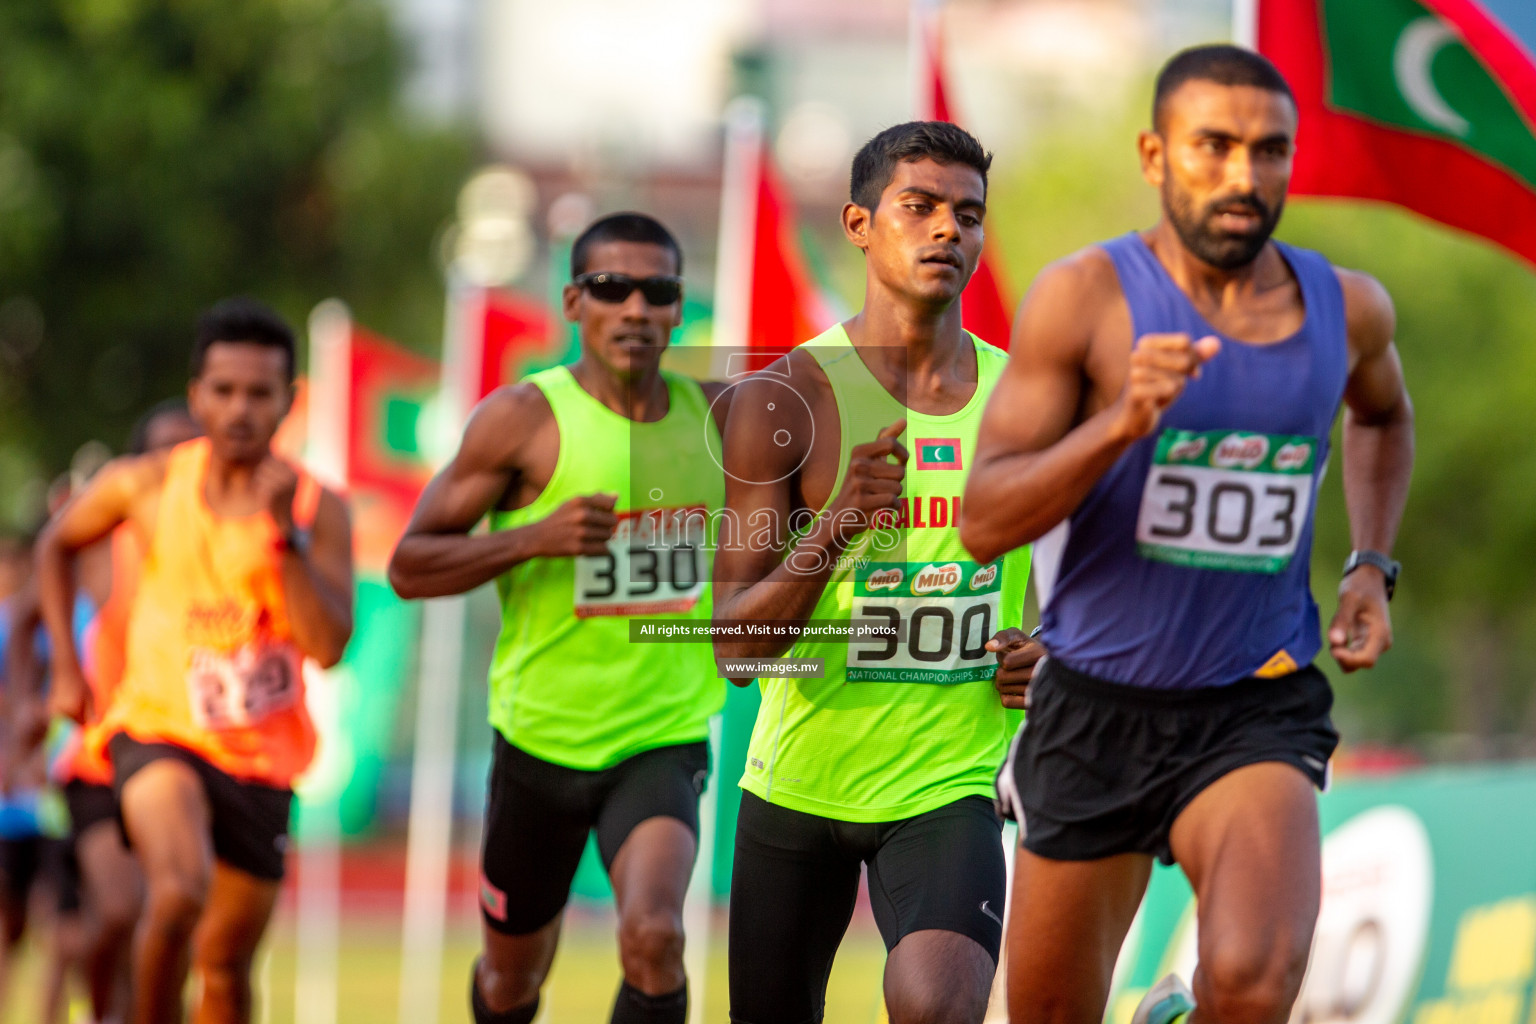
[{"x1": 573, "y1": 272, "x2": 683, "y2": 307}]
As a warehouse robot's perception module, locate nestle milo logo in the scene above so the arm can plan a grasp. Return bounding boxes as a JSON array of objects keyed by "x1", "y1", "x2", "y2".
[
  {"x1": 1212, "y1": 433, "x2": 1269, "y2": 469},
  {"x1": 1167, "y1": 437, "x2": 1208, "y2": 462},
  {"x1": 968, "y1": 563, "x2": 998, "y2": 590},
  {"x1": 1273, "y1": 441, "x2": 1313, "y2": 472},
  {"x1": 866, "y1": 567, "x2": 905, "y2": 592},
  {"x1": 912, "y1": 562, "x2": 962, "y2": 596}
]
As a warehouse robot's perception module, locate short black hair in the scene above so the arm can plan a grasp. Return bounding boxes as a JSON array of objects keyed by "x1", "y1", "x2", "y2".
[
  {"x1": 128, "y1": 397, "x2": 193, "y2": 455},
  {"x1": 1153, "y1": 45, "x2": 1296, "y2": 131},
  {"x1": 850, "y1": 121, "x2": 992, "y2": 211},
  {"x1": 570, "y1": 213, "x2": 683, "y2": 278},
  {"x1": 189, "y1": 297, "x2": 296, "y2": 381}
]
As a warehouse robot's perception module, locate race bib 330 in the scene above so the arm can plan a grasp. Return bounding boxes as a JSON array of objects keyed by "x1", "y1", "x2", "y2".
[{"x1": 574, "y1": 506, "x2": 707, "y2": 618}]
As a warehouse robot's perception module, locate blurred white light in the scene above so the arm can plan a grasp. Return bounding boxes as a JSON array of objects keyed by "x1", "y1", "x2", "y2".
[{"x1": 776, "y1": 101, "x2": 852, "y2": 187}]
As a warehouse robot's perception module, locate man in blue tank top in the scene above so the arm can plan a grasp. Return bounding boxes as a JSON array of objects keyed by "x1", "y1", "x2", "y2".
[{"x1": 961, "y1": 46, "x2": 1414, "y2": 1024}]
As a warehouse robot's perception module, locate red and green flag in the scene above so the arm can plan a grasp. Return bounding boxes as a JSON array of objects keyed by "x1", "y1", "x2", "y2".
[
  {"x1": 346, "y1": 327, "x2": 439, "y2": 573},
  {"x1": 471, "y1": 288, "x2": 559, "y2": 400},
  {"x1": 915, "y1": 0, "x2": 1017, "y2": 348},
  {"x1": 1258, "y1": 0, "x2": 1536, "y2": 265}
]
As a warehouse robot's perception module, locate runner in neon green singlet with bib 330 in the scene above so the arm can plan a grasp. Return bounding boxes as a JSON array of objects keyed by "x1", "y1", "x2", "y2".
[{"x1": 390, "y1": 214, "x2": 729, "y2": 1024}]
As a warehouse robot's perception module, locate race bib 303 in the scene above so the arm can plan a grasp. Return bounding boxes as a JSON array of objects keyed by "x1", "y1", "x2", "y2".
[
  {"x1": 847, "y1": 560, "x2": 1004, "y2": 684},
  {"x1": 1136, "y1": 429, "x2": 1318, "y2": 574}
]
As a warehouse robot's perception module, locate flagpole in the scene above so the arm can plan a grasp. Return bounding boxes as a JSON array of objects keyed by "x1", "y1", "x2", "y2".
[
  {"x1": 910, "y1": 0, "x2": 943, "y2": 120},
  {"x1": 1232, "y1": 0, "x2": 1258, "y2": 48},
  {"x1": 295, "y1": 299, "x2": 352, "y2": 1024},
  {"x1": 712, "y1": 95, "x2": 765, "y2": 375},
  {"x1": 397, "y1": 272, "x2": 475, "y2": 1024}
]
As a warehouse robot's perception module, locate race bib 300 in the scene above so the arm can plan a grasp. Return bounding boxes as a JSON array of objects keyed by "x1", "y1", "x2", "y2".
[
  {"x1": 847, "y1": 560, "x2": 1003, "y2": 684},
  {"x1": 574, "y1": 506, "x2": 707, "y2": 618},
  {"x1": 1136, "y1": 429, "x2": 1318, "y2": 574}
]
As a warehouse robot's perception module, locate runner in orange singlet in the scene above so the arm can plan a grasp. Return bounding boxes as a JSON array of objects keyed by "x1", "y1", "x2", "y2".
[{"x1": 36, "y1": 299, "x2": 354, "y2": 1024}]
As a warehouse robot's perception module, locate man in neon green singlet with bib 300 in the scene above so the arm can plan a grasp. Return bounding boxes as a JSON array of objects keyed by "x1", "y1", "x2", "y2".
[
  {"x1": 389, "y1": 214, "x2": 729, "y2": 1024},
  {"x1": 713, "y1": 122, "x2": 1043, "y2": 1024}
]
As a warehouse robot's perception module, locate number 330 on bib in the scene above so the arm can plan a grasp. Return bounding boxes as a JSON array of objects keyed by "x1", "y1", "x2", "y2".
[{"x1": 1136, "y1": 429, "x2": 1318, "y2": 574}]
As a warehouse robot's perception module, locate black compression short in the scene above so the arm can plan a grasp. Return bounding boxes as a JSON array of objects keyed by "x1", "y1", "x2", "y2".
[
  {"x1": 997, "y1": 658, "x2": 1338, "y2": 865},
  {"x1": 110, "y1": 735, "x2": 293, "y2": 882},
  {"x1": 728, "y1": 792, "x2": 1006, "y2": 1024},
  {"x1": 478, "y1": 733, "x2": 708, "y2": 935}
]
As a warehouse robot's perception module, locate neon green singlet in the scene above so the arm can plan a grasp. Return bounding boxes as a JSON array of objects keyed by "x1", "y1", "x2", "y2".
[
  {"x1": 741, "y1": 326, "x2": 1030, "y2": 821},
  {"x1": 486, "y1": 366, "x2": 725, "y2": 770}
]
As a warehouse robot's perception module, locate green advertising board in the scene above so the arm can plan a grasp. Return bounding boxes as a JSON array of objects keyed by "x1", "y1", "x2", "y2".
[{"x1": 1109, "y1": 764, "x2": 1536, "y2": 1024}]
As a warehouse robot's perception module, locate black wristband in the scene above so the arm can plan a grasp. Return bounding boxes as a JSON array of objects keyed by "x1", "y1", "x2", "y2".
[{"x1": 1343, "y1": 549, "x2": 1400, "y2": 600}]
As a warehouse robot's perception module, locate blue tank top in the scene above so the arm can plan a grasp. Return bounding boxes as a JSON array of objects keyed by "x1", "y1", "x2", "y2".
[{"x1": 1037, "y1": 233, "x2": 1348, "y2": 689}]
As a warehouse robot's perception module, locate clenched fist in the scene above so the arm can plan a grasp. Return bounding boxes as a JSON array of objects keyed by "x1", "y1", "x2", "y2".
[
  {"x1": 526, "y1": 493, "x2": 620, "y2": 559},
  {"x1": 1112, "y1": 334, "x2": 1221, "y2": 441},
  {"x1": 828, "y1": 420, "x2": 908, "y2": 546}
]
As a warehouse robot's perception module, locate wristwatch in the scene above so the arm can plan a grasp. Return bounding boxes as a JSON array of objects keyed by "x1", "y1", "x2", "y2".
[{"x1": 1343, "y1": 550, "x2": 1400, "y2": 600}]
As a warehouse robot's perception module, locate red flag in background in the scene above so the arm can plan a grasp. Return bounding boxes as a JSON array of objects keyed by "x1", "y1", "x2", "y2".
[
  {"x1": 473, "y1": 288, "x2": 559, "y2": 400},
  {"x1": 916, "y1": 3, "x2": 1016, "y2": 348},
  {"x1": 345, "y1": 327, "x2": 438, "y2": 573},
  {"x1": 714, "y1": 98, "x2": 837, "y2": 373},
  {"x1": 347, "y1": 327, "x2": 437, "y2": 505},
  {"x1": 747, "y1": 154, "x2": 836, "y2": 363},
  {"x1": 1257, "y1": 0, "x2": 1536, "y2": 267}
]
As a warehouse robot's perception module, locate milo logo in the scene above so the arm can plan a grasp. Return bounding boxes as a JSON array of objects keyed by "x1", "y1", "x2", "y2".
[
  {"x1": 912, "y1": 562, "x2": 962, "y2": 596},
  {"x1": 1274, "y1": 441, "x2": 1313, "y2": 472},
  {"x1": 866, "y1": 567, "x2": 904, "y2": 592},
  {"x1": 1212, "y1": 433, "x2": 1269, "y2": 469},
  {"x1": 969, "y1": 563, "x2": 998, "y2": 590},
  {"x1": 1167, "y1": 437, "x2": 1208, "y2": 462}
]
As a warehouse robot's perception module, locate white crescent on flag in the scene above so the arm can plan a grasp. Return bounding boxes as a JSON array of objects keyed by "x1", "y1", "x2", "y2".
[{"x1": 1393, "y1": 15, "x2": 1472, "y2": 137}]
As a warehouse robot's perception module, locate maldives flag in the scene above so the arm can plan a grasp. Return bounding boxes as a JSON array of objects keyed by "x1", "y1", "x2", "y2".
[
  {"x1": 471, "y1": 288, "x2": 559, "y2": 400},
  {"x1": 1259, "y1": 0, "x2": 1536, "y2": 265},
  {"x1": 346, "y1": 327, "x2": 438, "y2": 573},
  {"x1": 347, "y1": 327, "x2": 437, "y2": 506},
  {"x1": 915, "y1": 3, "x2": 1016, "y2": 348}
]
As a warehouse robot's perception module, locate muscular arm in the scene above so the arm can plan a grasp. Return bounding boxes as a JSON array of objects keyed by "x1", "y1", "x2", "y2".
[
  {"x1": 1338, "y1": 270, "x2": 1413, "y2": 557},
  {"x1": 1328, "y1": 270, "x2": 1413, "y2": 670},
  {"x1": 36, "y1": 457, "x2": 146, "y2": 718},
  {"x1": 712, "y1": 356, "x2": 905, "y2": 663},
  {"x1": 712, "y1": 367, "x2": 842, "y2": 662},
  {"x1": 961, "y1": 255, "x2": 1131, "y2": 562},
  {"x1": 279, "y1": 489, "x2": 354, "y2": 668},
  {"x1": 388, "y1": 385, "x2": 615, "y2": 600}
]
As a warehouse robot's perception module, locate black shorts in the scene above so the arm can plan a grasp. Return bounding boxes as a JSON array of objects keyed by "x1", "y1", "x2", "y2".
[
  {"x1": 65, "y1": 781, "x2": 119, "y2": 837},
  {"x1": 999, "y1": 658, "x2": 1338, "y2": 865},
  {"x1": 479, "y1": 733, "x2": 708, "y2": 935},
  {"x1": 728, "y1": 791, "x2": 1006, "y2": 1024},
  {"x1": 0, "y1": 835, "x2": 75, "y2": 914},
  {"x1": 109, "y1": 735, "x2": 293, "y2": 882}
]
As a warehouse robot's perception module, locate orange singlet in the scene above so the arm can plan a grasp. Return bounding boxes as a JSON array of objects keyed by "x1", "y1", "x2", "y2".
[{"x1": 102, "y1": 438, "x2": 321, "y2": 788}]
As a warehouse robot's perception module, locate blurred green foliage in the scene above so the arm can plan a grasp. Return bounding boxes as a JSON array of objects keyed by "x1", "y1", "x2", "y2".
[
  {"x1": 982, "y1": 100, "x2": 1536, "y2": 745},
  {"x1": 0, "y1": 0, "x2": 476, "y2": 507}
]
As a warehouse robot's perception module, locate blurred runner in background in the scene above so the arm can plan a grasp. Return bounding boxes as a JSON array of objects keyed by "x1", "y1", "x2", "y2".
[{"x1": 37, "y1": 299, "x2": 354, "y2": 1024}]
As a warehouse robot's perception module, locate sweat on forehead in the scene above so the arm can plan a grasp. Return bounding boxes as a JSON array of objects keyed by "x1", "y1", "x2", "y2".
[{"x1": 1152, "y1": 44, "x2": 1296, "y2": 131}]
